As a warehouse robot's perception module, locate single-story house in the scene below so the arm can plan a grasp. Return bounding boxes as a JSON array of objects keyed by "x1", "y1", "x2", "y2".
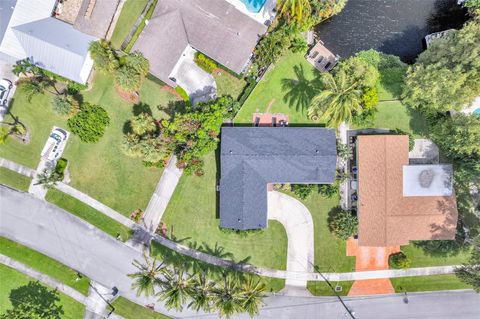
[
  {"x1": 0, "y1": 0, "x2": 120, "y2": 84},
  {"x1": 219, "y1": 127, "x2": 337, "y2": 230},
  {"x1": 356, "y1": 135, "x2": 458, "y2": 247},
  {"x1": 132, "y1": 0, "x2": 268, "y2": 87}
]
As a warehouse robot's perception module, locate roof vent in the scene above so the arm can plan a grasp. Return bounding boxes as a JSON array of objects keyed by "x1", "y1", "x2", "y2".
[
  {"x1": 419, "y1": 169, "x2": 435, "y2": 188},
  {"x1": 229, "y1": 150, "x2": 233, "y2": 154},
  {"x1": 237, "y1": 218, "x2": 241, "y2": 223},
  {"x1": 315, "y1": 150, "x2": 319, "y2": 154}
]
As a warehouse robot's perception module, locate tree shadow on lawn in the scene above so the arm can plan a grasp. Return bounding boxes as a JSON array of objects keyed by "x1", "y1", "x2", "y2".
[
  {"x1": 281, "y1": 64, "x2": 322, "y2": 113},
  {"x1": 8, "y1": 281, "x2": 64, "y2": 318}
]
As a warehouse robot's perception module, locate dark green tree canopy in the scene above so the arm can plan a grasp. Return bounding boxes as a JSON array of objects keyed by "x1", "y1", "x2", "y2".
[
  {"x1": 67, "y1": 103, "x2": 110, "y2": 143},
  {"x1": 402, "y1": 20, "x2": 480, "y2": 112}
]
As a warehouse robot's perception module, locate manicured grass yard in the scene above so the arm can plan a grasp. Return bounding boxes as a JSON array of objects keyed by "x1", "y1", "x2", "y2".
[
  {"x1": 212, "y1": 69, "x2": 247, "y2": 101},
  {"x1": 45, "y1": 189, "x2": 133, "y2": 242},
  {"x1": 110, "y1": 0, "x2": 149, "y2": 49},
  {"x1": 0, "y1": 73, "x2": 180, "y2": 215},
  {"x1": 161, "y1": 152, "x2": 288, "y2": 271},
  {"x1": 0, "y1": 264, "x2": 85, "y2": 318},
  {"x1": 391, "y1": 275, "x2": 471, "y2": 292},
  {"x1": 0, "y1": 167, "x2": 31, "y2": 191},
  {"x1": 401, "y1": 244, "x2": 471, "y2": 267},
  {"x1": 307, "y1": 280, "x2": 353, "y2": 296},
  {"x1": 113, "y1": 297, "x2": 171, "y2": 319},
  {"x1": 235, "y1": 52, "x2": 321, "y2": 124},
  {"x1": 0, "y1": 237, "x2": 90, "y2": 295}
]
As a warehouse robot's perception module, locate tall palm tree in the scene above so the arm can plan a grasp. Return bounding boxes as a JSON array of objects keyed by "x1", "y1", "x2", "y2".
[
  {"x1": 22, "y1": 76, "x2": 59, "y2": 102},
  {"x1": 130, "y1": 113, "x2": 156, "y2": 136},
  {"x1": 308, "y1": 71, "x2": 363, "y2": 128},
  {"x1": 187, "y1": 271, "x2": 214, "y2": 312},
  {"x1": 211, "y1": 273, "x2": 244, "y2": 318},
  {"x1": 277, "y1": 0, "x2": 312, "y2": 24},
  {"x1": 34, "y1": 169, "x2": 62, "y2": 189},
  {"x1": 157, "y1": 266, "x2": 194, "y2": 311},
  {"x1": 128, "y1": 255, "x2": 165, "y2": 298},
  {"x1": 240, "y1": 275, "x2": 266, "y2": 318}
]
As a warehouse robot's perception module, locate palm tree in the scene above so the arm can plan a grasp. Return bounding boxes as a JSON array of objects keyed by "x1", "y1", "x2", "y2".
[
  {"x1": 22, "y1": 76, "x2": 59, "y2": 102},
  {"x1": 157, "y1": 266, "x2": 194, "y2": 311},
  {"x1": 128, "y1": 255, "x2": 165, "y2": 298},
  {"x1": 240, "y1": 275, "x2": 266, "y2": 318},
  {"x1": 130, "y1": 113, "x2": 156, "y2": 136},
  {"x1": 89, "y1": 40, "x2": 118, "y2": 73},
  {"x1": 34, "y1": 169, "x2": 62, "y2": 189},
  {"x1": 187, "y1": 271, "x2": 214, "y2": 312},
  {"x1": 277, "y1": 0, "x2": 312, "y2": 24},
  {"x1": 308, "y1": 71, "x2": 363, "y2": 128},
  {"x1": 211, "y1": 273, "x2": 244, "y2": 318}
]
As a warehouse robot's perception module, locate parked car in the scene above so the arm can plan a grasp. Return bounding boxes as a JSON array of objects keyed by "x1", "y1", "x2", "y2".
[
  {"x1": 0, "y1": 79, "x2": 13, "y2": 106},
  {"x1": 41, "y1": 128, "x2": 68, "y2": 161}
]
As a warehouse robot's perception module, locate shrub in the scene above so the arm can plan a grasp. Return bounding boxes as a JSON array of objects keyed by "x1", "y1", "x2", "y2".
[
  {"x1": 52, "y1": 94, "x2": 78, "y2": 116},
  {"x1": 67, "y1": 103, "x2": 110, "y2": 143},
  {"x1": 194, "y1": 52, "x2": 217, "y2": 73},
  {"x1": 389, "y1": 252, "x2": 412, "y2": 269},
  {"x1": 361, "y1": 87, "x2": 379, "y2": 109},
  {"x1": 318, "y1": 183, "x2": 339, "y2": 198},
  {"x1": 55, "y1": 158, "x2": 68, "y2": 176},
  {"x1": 175, "y1": 86, "x2": 191, "y2": 107},
  {"x1": 327, "y1": 207, "x2": 358, "y2": 240},
  {"x1": 291, "y1": 184, "x2": 316, "y2": 199}
]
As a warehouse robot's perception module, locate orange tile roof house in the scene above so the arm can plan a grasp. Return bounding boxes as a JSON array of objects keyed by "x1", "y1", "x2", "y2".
[{"x1": 356, "y1": 135, "x2": 458, "y2": 247}]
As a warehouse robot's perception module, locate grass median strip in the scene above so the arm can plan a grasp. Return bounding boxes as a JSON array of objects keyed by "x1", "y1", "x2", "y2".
[
  {"x1": 0, "y1": 237, "x2": 90, "y2": 295},
  {"x1": 112, "y1": 297, "x2": 171, "y2": 319},
  {"x1": 0, "y1": 264, "x2": 85, "y2": 319},
  {"x1": 0, "y1": 167, "x2": 31, "y2": 192},
  {"x1": 391, "y1": 274, "x2": 471, "y2": 292},
  {"x1": 307, "y1": 281, "x2": 353, "y2": 296},
  {"x1": 45, "y1": 189, "x2": 133, "y2": 242}
]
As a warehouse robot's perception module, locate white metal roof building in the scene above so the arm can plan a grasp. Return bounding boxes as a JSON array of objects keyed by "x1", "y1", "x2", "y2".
[{"x1": 0, "y1": 0, "x2": 97, "y2": 84}]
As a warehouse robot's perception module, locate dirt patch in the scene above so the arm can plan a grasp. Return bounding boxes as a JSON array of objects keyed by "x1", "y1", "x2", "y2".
[
  {"x1": 265, "y1": 98, "x2": 276, "y2": 113},
  {"x1": 116, "y1": 87, "x2": 140, "y2": 104}
]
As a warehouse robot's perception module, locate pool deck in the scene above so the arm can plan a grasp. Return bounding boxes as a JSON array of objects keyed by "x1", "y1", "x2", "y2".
[{"x1": 223, "y1": 0, "x2": 276, "y2": 25}]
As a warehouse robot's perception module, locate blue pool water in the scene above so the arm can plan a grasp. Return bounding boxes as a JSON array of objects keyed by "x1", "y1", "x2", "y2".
[
  {"x1": 240, "y1": 0, "x2": 267, "y2": 13},
  {"x1": 474, "y1": 108, "x2": 480, "y2": 116}
]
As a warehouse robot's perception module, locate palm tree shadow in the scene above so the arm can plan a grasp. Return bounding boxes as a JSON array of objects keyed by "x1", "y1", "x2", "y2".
[{"x1": 281, "y1": 64, "x2": 322, "y2": 112}]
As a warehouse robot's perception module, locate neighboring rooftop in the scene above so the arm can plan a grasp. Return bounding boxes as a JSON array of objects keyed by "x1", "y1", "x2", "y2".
[
  {"x1": 0, "y1": 0, "x2": 16, "y2": 45},
  {"x1": 133, "y1": 0, "x2": 267, "y2": 86},
  {"x1": 356, "y1": 135, "x2": 458, "y2": 247},
  {"x1": 220, "y1": 127, "x2": 337, "y2": 230},
  {"x1": 73, "y1": 0, "x2": 121, "y2": 39}
]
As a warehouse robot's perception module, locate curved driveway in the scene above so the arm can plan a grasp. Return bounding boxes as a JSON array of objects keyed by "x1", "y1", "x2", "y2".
[{"x1": 268, "y1": 191, "x2": 314, "y2": 289}]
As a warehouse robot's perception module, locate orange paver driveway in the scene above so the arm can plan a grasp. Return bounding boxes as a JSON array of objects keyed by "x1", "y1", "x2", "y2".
[{"x1": 346, "y1": 238, "x2": 400, "y2": 296}]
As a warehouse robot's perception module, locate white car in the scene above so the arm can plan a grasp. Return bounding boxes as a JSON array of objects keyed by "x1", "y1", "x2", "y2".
[
  {"x1": 0, "y1": 79, "x2": 13, "y2": 106},
  {"x1": 41, "y1": 128, "x2": 68, "y2": 161}
]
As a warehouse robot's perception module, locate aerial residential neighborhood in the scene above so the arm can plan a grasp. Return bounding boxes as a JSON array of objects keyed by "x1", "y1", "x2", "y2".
[{"x1": 0, "y1": 0, "x2": 479, "y2": 318}]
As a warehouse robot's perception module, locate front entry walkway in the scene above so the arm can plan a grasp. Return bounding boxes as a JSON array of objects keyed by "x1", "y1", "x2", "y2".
[
  {"x1": 346, "y1": 238, "x2": 400, "y2": 296},
  {"x1": 267, "y1": 191, "x2": 314, "y2": 291}
]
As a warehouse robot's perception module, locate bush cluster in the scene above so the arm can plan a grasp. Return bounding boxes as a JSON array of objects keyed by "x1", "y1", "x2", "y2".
[
  {"x1": 67, "y1": 103, "x2": 110, "y2": 143},
  {"x1": 194, "y1": 52, "x2": 218, "y2": 73}
]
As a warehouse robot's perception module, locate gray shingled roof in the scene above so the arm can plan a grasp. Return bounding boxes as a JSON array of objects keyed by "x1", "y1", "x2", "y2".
[
  {"x1": 12, "y1": 18, "x2": 97, "y2": 83},
  {"x1": 74, "y1": 0, "x2": 120, "y2": 39},
  {"x1": 133, "y1": 0, "x2": 267, "y2": 85},
  {"x1": 0, "y1": 0, "x2": 16, "y2": 45},
  {"x1": 220, "y1": 127, "x2": 337, "y2": 230}
]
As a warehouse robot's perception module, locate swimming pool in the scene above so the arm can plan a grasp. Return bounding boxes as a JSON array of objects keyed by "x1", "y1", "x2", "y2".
[
  {"x1": 474, "y1": 108, "x2": 480, "y2": 116},
  {"x1": 240, "y1": 0, "x2": 267, "y2": 13}
]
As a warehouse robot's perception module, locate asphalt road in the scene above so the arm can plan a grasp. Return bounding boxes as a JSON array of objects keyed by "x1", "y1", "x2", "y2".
[{"x1": 1, "y1": 186, "x2": 479, "y2": 319}]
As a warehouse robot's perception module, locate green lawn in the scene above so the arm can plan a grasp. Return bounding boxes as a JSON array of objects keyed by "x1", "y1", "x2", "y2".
[
  {"x1": 391, "y1": 275, "x2": 471, "y2": 292},
  {"x1": 400, "y1": 244, "x2": 471, "y2": 267},
  {"x1": 0, "y1": 73, "x2": 180, "y2": 215},
  {"x1": 0, "y1": 237, "x2": 90, "y2": 295},
  {"x1": 0, "y1": 264, "x2": 85, "y2": 318},
  {"x1": 307, "y1": 281, "x2": 353, "y2": 296},
  {"x1": 45, "y1": 189, "x2": 133, "y2": 242},
  {"x1": 110, "y1": 0, "x2": 149, "y2": 49},
  {"x1": 0, "y1": 167, "x2": 31, "y2": 191},
  {"x1": 212, "y1": 69, "x2": 247, "y2": 101},
  {"x1": 112, "y1": 297, "x2": 171, "y2": 319},
  {"x1": 235, "y1": 52, "x2": 321, "y2": 124},
  {"x1": 161, "y1": 152, "x2": 288, "y2": 270}
]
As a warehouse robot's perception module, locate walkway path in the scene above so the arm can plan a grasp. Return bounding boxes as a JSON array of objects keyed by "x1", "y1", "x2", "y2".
[
  {"x1": 142, "y1": 156, "x2": 182, "y2": 233},
  {"x1": 0, "y1": 157, "x2": 35, "y2": 177},
  {"x1": 56, "y1": 182, "x2": 135, "y2": 229},
  {"x1": 267, "y1": 191, "x2": 314, "y2": 291}
]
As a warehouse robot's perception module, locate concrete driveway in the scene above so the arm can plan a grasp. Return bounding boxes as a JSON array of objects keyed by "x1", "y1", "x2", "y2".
[
  {"x1": 267, "y1": 191, "x2": 314, "y2": 291},
  {"x1": 0, "y1": 59, "x2": 18, "y2": 121},
  {"x1": 170, "y1": 46, "x2": 216, "y2": 106}
]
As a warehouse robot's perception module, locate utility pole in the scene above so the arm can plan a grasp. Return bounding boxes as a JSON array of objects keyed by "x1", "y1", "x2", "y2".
[{"x1": 313, "y1": 265, "x2": 356, "y2": 319}]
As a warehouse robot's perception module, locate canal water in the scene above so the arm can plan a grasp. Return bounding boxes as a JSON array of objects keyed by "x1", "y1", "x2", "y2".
[{"x1": 315, "y1": 0, "x2": 469, "y2": 63}]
